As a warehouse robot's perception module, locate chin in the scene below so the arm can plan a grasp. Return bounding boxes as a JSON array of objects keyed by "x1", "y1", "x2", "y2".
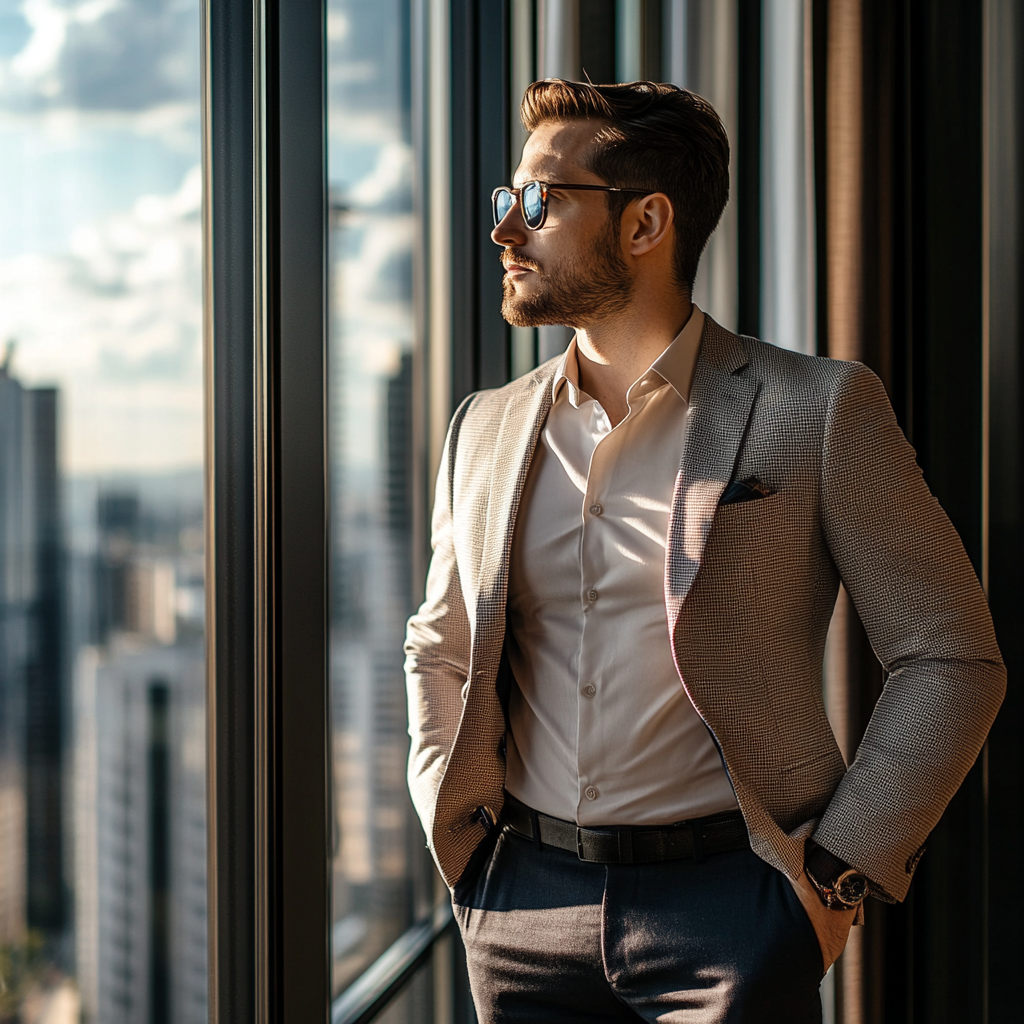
[
  {"x1": 501, "y1": 302, "x2": 542, "y2": 328},
  {"x1": 501, "y1": 276, "x2": 575, "y2": 328}
]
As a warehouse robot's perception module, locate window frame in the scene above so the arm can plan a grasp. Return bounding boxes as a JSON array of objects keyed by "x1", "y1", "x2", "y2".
[
  {"x1": 204, "y1": 0, "x2": 480, "y2": 1018},
  {"x1": 205, "y1": 0, "x2": 331, "y2": 1019}
]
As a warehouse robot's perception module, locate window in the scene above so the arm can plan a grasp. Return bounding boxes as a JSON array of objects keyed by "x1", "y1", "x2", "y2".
[
  {"x1": 0, "y1": 1, "x2": 205, "y2": 1021},
  {"x1": 327, "y1": 0, "x2": 436, "y2": 1004}
]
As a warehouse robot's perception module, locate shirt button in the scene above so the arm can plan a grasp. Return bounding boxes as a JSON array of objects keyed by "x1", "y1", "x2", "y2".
[
  {"x1": 585, "y1": 787, "x2": 599, "y2": 801},
  {"x1": 582, "y1": 684, "x2": 596, "y2": 697},
  {"x1": 587, "y1": 588, "x2": 599, "y2": 602},
  {"x1": 589, "y1": 502, "x2": 603, "y2": 516}
]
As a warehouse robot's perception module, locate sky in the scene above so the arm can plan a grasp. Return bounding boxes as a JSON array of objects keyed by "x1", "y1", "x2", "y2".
[
  {"x1": 0, "y1": 0, "x2": 202, "y2": 473},
  {"x1": 0, "y1": 0, "x2": 414, "y2": 475},
  {"x1": 327, "y1": 0, "x2": 414, "y2": 475}
]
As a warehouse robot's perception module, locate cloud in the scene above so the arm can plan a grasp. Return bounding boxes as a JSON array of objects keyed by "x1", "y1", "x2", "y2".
[
  {"x1": 0, "y1": 0, "x2": 198, "y2": 113},
  {"x1": 0, "y1": 1, "x2": 34, "y2": 59},
  {"x1": 346, "y1": 140, "x2": 412, "y2": 210},
  {"x1": 327, "y1": 0, "x2": 407, "y2": 116},
  {"x1": 330, "y1": 204, "x2": 415, "y2": 470},
  {"x1": 0, "y1": 164, "x2": 203, "y2": 472}
]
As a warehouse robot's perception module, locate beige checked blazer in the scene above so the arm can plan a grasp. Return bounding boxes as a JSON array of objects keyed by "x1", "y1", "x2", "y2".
[{"x1": 405, "y1": 316, "x2": 1005, "y2": 903}]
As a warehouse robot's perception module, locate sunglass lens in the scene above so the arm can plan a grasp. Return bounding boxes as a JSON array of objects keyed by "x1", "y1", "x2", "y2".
[
  {"x1": 494, "y1": 189, "x2": 514, "y2": 225},
  {"x1": 522, "y1": 183, "x2": 544, "y2": 228}
]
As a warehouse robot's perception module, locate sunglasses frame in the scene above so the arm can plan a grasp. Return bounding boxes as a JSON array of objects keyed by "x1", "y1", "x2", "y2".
[{"x1": 491, "y1": 180, "x2": 653, "y2": 230}]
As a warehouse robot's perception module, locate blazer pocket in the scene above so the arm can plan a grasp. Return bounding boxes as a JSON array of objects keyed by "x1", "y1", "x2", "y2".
[
  {"x1": 714, "y1": 490, "x2": 785, "y2": 516},
  {"x1": 720, "y1": 477, "x2": 775, "y2": 505}
]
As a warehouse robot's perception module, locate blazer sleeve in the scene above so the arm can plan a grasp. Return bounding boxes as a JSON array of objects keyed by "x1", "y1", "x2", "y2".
[
  {"x1": 813, "y1": 362, "x2": 1005, "y2": 902},
  {"x1": 404, "y1": 395, "x2": 475, "y2": 844}
]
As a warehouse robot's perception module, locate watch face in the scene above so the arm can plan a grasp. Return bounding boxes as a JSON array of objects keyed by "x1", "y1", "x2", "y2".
[{"x1": 835, "y1": 870, "x2": 868, "y2": 906}]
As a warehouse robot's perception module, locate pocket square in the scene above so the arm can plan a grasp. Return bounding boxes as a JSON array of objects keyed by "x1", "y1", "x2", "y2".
[{"x1": 720, "y1": 476, "x2": 776, "y2": 505}]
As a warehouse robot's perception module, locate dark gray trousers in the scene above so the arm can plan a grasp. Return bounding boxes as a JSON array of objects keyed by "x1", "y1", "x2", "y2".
[{"x1": 453, "y1": 829, "x2": 824, "y2": 1023}]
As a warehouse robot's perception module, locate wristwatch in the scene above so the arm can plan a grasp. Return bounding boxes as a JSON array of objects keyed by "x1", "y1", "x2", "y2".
[{"x1": 804, "y1": 842, "x2": 869, "y2": 911}]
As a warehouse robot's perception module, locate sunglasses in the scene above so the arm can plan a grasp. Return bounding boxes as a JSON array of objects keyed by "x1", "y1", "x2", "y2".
[{"x1": 491, "y1": 180, "x2": 653, "y2": 231}]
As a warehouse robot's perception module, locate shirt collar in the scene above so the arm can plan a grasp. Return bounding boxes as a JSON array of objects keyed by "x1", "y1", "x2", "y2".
[
  {"x1": 550, "y1": 344, "x2": 585, "y2": 407},
  {"x1": 551, "y1": 305, "x2": 706, "y2": 407}
]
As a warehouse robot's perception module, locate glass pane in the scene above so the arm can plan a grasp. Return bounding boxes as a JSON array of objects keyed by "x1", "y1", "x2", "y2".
[
  {"x1": 327, "y1": 0, "x2": 434, "y2": 1002},
  {"x1": 0, "y1": 1, "x2": 205, "y2": 1021},
  {"x1": 371, "y1": 960, "x2": 432, "y2": 1023}
]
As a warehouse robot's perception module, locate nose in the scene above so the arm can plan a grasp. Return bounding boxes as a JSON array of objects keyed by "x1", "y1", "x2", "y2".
[{"x1": 491, "y1": 202, "x2": 528, "y2": 248}]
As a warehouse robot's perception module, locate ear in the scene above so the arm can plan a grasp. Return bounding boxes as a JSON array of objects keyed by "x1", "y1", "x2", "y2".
[{"x1": 622, "y1": 193, "x2": 674, "y2": 258}]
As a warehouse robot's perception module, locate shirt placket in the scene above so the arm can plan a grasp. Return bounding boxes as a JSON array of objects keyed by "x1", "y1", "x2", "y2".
[{"x1": 573, "y1": 387, "x2": 648, "y2": 822}]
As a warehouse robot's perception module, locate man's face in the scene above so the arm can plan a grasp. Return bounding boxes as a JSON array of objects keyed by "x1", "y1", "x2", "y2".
[{"x1": 492, "y1": 120, "x2": 634, "y2": 328}]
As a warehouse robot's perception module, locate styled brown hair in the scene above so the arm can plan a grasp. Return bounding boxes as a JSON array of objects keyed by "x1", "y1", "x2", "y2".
[{"x1": 520, "y1": 79, "x2": 730, "y2": 289}]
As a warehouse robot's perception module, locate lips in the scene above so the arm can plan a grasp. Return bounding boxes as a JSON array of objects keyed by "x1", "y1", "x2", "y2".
[{"x1": 501, "y1": 248, "x2": 539, "y2": 275}]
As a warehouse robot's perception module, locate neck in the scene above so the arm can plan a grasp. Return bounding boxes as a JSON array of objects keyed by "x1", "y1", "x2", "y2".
[{"x1": 573, "y1": 288, "x2": 693, "y2": 427}]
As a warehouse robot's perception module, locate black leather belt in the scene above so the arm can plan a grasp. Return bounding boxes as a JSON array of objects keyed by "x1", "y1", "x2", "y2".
[{"x1": 502, "y1": 792, "x2": 750, "y2": 865}]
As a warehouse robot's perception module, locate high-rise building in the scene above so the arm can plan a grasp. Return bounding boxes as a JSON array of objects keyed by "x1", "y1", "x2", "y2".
[
  {"x1": 330, "y1": 346, "x2": 419, "y2": 994},
  {"x1": 25, "y1": 387, "x2": 66, "y2": 934},
  {"x1": 0, "y1": 361, "x2": 32, "y2": 946},
  {"x1": 0, "y1": 359, "x2": 66, "y2": 946},
  {"x1": 74, "y1": 641, "x2": 206, "y2": 1024},
  {"x1": 73, "y1": 479, "x2": 207, "y2": 1024}
]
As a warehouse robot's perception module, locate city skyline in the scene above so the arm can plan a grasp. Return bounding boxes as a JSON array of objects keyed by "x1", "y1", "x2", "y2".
[{"x1": 1, "y1": 355, "x2": 208, "y2": 1023}]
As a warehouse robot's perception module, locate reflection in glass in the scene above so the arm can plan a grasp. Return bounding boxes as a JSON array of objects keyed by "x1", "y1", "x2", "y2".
[
  {"x1": 0, "y1": 2, "x2": 205, "y2": 1021},
  {"x1": 327, "y1": 0, "x2": 432, "y2": 1008}
]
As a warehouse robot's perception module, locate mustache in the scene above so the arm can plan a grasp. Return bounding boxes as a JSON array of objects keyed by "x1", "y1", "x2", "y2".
[{"x1": 501, "y1": 247, "x2": 541, "y2": 273}]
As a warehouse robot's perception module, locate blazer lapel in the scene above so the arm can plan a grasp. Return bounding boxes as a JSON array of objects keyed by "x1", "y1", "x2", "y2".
[
  {"x1": 474, "y1": 368, "x2": 555, "y2": 655},
  {"x1": 665, "y1": 319, "x2": 760, "y2": 624}
]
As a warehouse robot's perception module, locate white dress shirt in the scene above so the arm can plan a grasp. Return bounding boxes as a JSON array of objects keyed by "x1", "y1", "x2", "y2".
[{"x1": 504, "y1": 306, "x2": 739, "y2": 826}]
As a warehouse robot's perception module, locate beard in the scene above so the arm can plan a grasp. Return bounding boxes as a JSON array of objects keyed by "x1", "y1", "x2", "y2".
[{"x1": 500, "y1": 220, "x2": 634, "y2": 328}]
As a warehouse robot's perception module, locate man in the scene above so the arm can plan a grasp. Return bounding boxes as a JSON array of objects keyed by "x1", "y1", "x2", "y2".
[{"x1": 405, "y1": 80, "x2": 1005, "y2": 1022}]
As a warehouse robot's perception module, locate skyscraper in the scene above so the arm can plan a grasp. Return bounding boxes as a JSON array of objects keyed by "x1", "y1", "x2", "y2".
[
  {"x1": 73, "y1": 476, "x2": 207, "y2": 1024},
  {"x1": 0, "y1": 358, "x2": 65, "y2": 947},
  {"x1": 25, "y1": 387, "x2": 66, "y2": 933},
  {"x1": 0, "y1": 358, "x2": 32, "y2": 946}
]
